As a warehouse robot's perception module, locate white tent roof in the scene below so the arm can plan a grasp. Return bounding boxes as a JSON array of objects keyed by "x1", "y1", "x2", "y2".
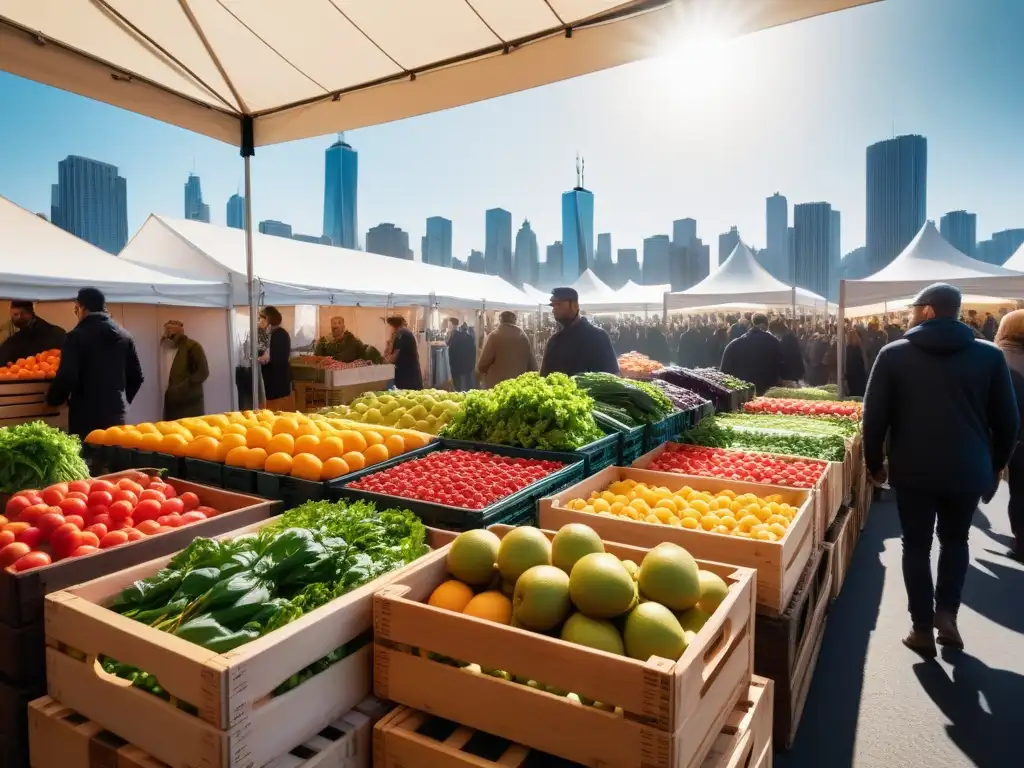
[
  {"x1": 843, "y1": 221, "x2": 1024, "y2": 308},
  {"x1": 0, "y1": 1, "x2": 879, "y2": 147},
  {"x1": 1001, "y1": 240, "x2": 1024, "y2": 271},
  {"x1": 571, "y1": 269, "x2": 616, "y2": 303},
  {"x1": 585, "y1": 279, "x2": 669, "y2": 312},
  {"x1": 0, "y1": 195, "x2": 227, "y2": 306},
  {"x1": 120, "y1": 215, "x2": 536, "y2": 310},
  {"x1": 521, "y1": 283, "x2": 550, "y2": 303},
  {"x1": 666, "y1": 241, "x2": 826, "y2": 310}
]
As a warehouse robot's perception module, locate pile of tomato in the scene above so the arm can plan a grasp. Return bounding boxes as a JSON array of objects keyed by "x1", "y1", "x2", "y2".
[
  {"x1": 647, "y1": 445, "x2": 826, "y2": 489},
  {"x1": 744, "y1": 398, "x2": 862, "y2": 420},
  {"x1": 1, "y1": 471, "x2": 220, "y2": 572},
  {"x1": 347, "y1": 449, "x2": 563, "y2": 509}
]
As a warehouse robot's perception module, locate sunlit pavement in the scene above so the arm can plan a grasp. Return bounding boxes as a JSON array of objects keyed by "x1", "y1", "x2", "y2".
[{"x1": 776, "y1": 484, "x2": 1022, "y2": 768}]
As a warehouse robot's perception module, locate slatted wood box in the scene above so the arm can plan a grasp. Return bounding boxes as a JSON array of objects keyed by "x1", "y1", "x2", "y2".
[{"x1": 0, "y1": 381, "x2": 65, "y2": 431}]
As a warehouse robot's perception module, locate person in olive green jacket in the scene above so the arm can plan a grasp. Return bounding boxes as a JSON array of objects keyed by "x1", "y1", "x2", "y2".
[{"x1": 161, "y1": 321, "x2": 210, "y2": 420}]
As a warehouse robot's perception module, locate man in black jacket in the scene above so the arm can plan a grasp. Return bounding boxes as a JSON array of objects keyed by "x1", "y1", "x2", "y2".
[
  {"x1": 446, "y1": 317, "x2": 477, "y2": 391},
  {"x1": 46, "y1": 288, "x2": 144, "y2": 439},
  {"x1": 770, "y1": 318, "x2": 805, "y2": 383},
  {"x1": 863, "y1": 283, "x2": 1019, "y2": 657},
  {"x1": 0, "y1": 301, "x2": 66, "y2": 366},
  {"x1": 720, "y1": 314, "x2": 783, "y2": 394},
  {"x1": 540, "y1": 288, "x2": 618, "y2": 376}
]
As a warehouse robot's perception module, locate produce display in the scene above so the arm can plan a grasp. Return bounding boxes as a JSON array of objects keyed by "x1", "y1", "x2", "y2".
[
  {"x1": 682, "y1": 417, "x2": 847, "y2": 462},
  {"x1": 426, "y1": 524, "x2": 731, "y2": 693},
  {"x1": 1, "y1": 471, "x2": 222, "y2": 571},
  {"x1": 745, "y1": 397, "x2": 862, "y2": 421},
  {"x1": 763, "y1": 385, "x2": 839, "y2": 401},
  {"x1": 104, "y1": 499, "x2": 427, "y2": 701},
  {"x1": 644, "y1": 378, "x2": 711, "y2": 412},
  {"x1": 292, "y1": 355, "x2": 373, "y2": 370},
  {"x1": 0, "y1": 421, "x2": 89, "y2": 494},
  {"x1": 84, "y1": 411, "x2": 432, "y2": 482},
  {"x1": 653, "y1": 366, "x2": 752, "y2": 403},
  {"x1": 0, "y1": 349, "x2": 61, "y2": 381},
  {"x1": 319, "y1": 389, "x2": 465, "y2": 436},
  {"x1": 564, "y1": 478, "x2": 797, "y2": 540},
  {"x1": 573, "y1": 372, "x2": 676, "y2": 430},
  {"x1": 441, "y1": 373, "x2": 603, "y2": 451},
  {"x1": 646, "y1": 444, "x2": 825, "y2": 489},
  {"x1": 716, "y1": 412, "x2": 859, "y2": 438},
  {"x1": 347, "y1": 449, "x2": 563, "y2": 510},
  {"x1": 616, "y1": 352, "x2": 663, "y2": 378}
]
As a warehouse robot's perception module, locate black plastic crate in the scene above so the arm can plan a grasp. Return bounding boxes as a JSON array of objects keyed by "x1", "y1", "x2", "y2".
[
  {"x1": 110, "y1": 446, "x2": 134, "y2": 472},
  {"x1": 184, "y1": 458, "x2": 225, "y2": 488},
  {"x1": 222, "y1": 465, "x2": 258, "y2": 494},
  {"x1": 575, "y1": 433, "x2": 620, "y2": 475},
  {"x1": 80, "y1": 444, "x2": 111, "y2": 474},
  {"x1": 255, "y1": 471, "x2": 325, "y2": 508},
  {"x1": 330, "y1": 440, "x2": 586, "y2": 531},
  {"x1": 619, "y1": 424, "x2": 647, "y2": 464},
  {"x1": 132, "y1": 450, "x2": 184, "y2": 477}
]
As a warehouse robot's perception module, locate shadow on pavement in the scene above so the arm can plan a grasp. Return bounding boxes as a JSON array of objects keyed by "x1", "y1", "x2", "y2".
[
  {"x1": 775, "y1": 507, "x2": 900, "y2": 767},
  {"x1": 913, "y1": 652, "x2": 1019, "y2": 768},
  {"x1": 959, "y1": 556, "x2": 1024, "y2": 635}
]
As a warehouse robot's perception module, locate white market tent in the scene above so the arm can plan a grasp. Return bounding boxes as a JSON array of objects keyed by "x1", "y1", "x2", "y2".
[
  {"x1": 521, "y1": 283, "x2": 551, "y2": 303},
  {"x1": 1000, "y1": 240, "x2": 1024, "y2": 271},
  {"x1": 666, "y1": 242, "x2": 826, "y2": 311},
  {"x1": 586, "y1": 280, "x2": 670, "y2": 313},
  {"x1": 570, "y1": 269, "x2": 616, "y2": 304}
]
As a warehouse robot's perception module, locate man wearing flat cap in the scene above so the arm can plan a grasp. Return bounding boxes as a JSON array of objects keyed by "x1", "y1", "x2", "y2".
[
  {"x1": 863, "y1": 282, "x2": 1019, "y2": 657},
  {"x1": 161, "y1": 320, "x2": 209, "y2": 420},
  {"x1": 720, "y1": 313, "x2": 784, "y2": 395},
  {"x1": 539, "y1": 287, "x2": 618, "y2": 377}
]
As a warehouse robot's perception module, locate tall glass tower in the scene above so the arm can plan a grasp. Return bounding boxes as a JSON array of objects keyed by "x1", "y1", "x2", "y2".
[
  {"x1": 226, "y1": 194, "x2": 246, "y2": 230},
  {"x1": 184, "y1": 174, "x2": 210, "y2": 223},
  {"x1": 561, "y1": 188, "x2": 594, "y2": 283},
  {"x1": 514, "y1": 219, "x2": 540, "y2": 287},
  {"x1": 55, "y1": 155, "x2": 128, "y2": 254},
  {"x1": 323, "y1": 134, "x2": 358, "y2": 249},
  {"x1": 765, "y1": 193, "x2": 788, "y2": 280},
  {"x1": 794, "y1": 202, "x2": 837, "y2": 299},
  {"x1": 939, "y1": 210, "x2": 976, "y2": 258},
  {"x1": 422, "y1": 216, "x2": 453, "y2": 267},
  {"x1": 866, "y1": 135, "x2": 927, "y2": 273},
  {"x1": 485, "y1": 208, "x2": 513, "y2": 280}
]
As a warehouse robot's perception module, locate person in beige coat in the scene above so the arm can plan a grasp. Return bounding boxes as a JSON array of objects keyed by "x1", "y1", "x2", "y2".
[{"x1": 476, "y1": 311, "x2": 537, "y2": 387}]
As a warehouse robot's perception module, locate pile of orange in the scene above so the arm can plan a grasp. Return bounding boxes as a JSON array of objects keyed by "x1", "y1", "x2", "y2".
[
  {"x1": 85, "y1": 410, "x2": 432, "y2": 483},
  {"x1": 0, "y1": 349, "x2": 61, "y2": 381}
]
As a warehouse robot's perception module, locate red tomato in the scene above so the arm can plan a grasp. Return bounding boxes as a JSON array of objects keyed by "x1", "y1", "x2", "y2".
[
  {"x1": 50, "y1": 524, "x2": 84, "y2": 558},
  {"x1": 135, "y1": 520, "x2": 161, "y2": 535},
  {"x1": 2, "y1": 522, "x2": 30, "y2": 536},
  {"x1": 111, "y1": 489, "x2": 139, "y2": 507},
  {"x1": 179, "y1": 492, "x2": 200, "y2": 511},
  {"x1": 89, "y1": 479, "x2": 116, "y2": 493},
  {"x1": 84, "y1": 523, "x2": 108, "y2": 539},
  {"x1": 17, "y1": 504, "x2": 49, "y2": 526},
  {"x1": 13, "y1": 551, "x2": 51, "y2": 571},
  {"x1": 40, "y1": 488, "x2": 65, "y2": 506},
  {"x1": 65, "y1": 491, "x2": 89, "y2": 503},
  {"x1": 108, "y1": 500, "x2": 135, "y2": 521},
  {"x1": 79, "y1": 531, "x2": 101, "y2": 548},
  {"x1": 139, "y1": 489, "x2": 166, "y2": 504},
  {"x1": 58, "y1": 497, "x2": 88, "y2": 520},
  {"x1": 69, "y1": 545, "x2": 98, "y2": 557},
  {"x1": 88, "y1": 490, "x2": 113, "y2": 510},
  {"x1": 116, "y1": 479, "x2": 145, "y2": 496},
  {"x1": 67, "y1": 480, "x2": 91, "y2": 495},
  {"x1": 0, "y1": 542, "x2": 32, "y2": 568},
  {"x1": 0, "y1": 532, "x2": 14, "y2": 548},
  {"x1": 63, "y1": 514, "x2": 85, "y2": 530},
  {"x1": 36, "y1": 512, "x2": 66, "y2": 539},
  {"x1": 160, "y1": 498, "x2": 184, "y2": 516},
  {"x1": 155, "y1": 526, "x2": 174, "y2": 534},
  {"x1": 111, "y1": 517, "x2": 134, "y2": 531},
  {"x1": 5, "y1": 495, "x2": 33, "y2": 519},
  {"x1": 99, "y1": 530, "x2": 129, "y2": 549},
  {"x1": 0, "y1": 516, "x2": 6, "y2": 528},
  {"x1": 152, "y1": 483, "x2": 177, "y2": 499},
  {"x1": 91, "y1": 513, "x2": 113, "y2": 530},
  {"x1": 125, "y1": 529, "x2": 144, "y2": 542},
  {"x1": 15, "y1": 527, "x2": 44, "y2": 549},
  {"x1": 196, "y1": 506, "x2": 218, "y2": 517},
  {"x1": 156, "y1": 515, "x2": 183, "y2": 528},
  {"x1": 132, "y1": 499, "x2": 162, "y2": 523},
  {"x1": 180, "y1": 510, "x2": 208, "y2": 525}
]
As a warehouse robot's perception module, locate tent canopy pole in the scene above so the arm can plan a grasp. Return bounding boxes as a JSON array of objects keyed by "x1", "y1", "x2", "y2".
[
  {"x1": 837, "y1": 280, "x2": 846, "y2": 398},
  {"x1": 241, "y1": 117, "x2": 260, "y2": 411}
]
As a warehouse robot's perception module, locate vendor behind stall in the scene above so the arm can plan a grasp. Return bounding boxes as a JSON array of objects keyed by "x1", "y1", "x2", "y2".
[
  {"x1": 385, "y1": 315, "x2": 422, "y2": 390},
  {"x1": 314, "y1": 316, "x2": 381, "y2": 362},
  {"x1": 0, "y1": 301, "x2": 66, "y2": 366}
]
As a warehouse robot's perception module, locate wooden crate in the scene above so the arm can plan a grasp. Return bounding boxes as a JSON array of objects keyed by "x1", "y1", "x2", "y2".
[
  {"x1": 753, "y1": 548, "x2": 831, "y2": 750},
  {"x1": 43, "y1": 524, "x2": 451, "y2": 768},
  {"x1": 538, "y1": 466, "x2": 814, "y2": 616},
  {"x1": 824, "y1": 507, "x2": 857, "y2": 602},
  {"x1": 0, "y1": 619, "x2": 43, "y2": 685},
  {"x1": 27, "y1": 695, "x2": 372, "y2": 768},
  {"x1": 0, "y1": 380, "x2": 66, "y2": 431},
  {"x1": 0, "y1": 471, "x2": 278, "y2": 628},
  {"x1": 373, "y1": 525, "x2": 757, "y2": 768},
  {"x1": 700, "y1": 676, "x2": 773, "y2": 768},
  {"x1": 633, "y1": 443, "x2": 841, "y2": 546}
]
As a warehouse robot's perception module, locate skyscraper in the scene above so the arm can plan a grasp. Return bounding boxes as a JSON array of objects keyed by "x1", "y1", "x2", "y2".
[
  {"x1": 484, "y1": 208, "x2": 513, "y2": 280},
  {"x1": 616, "y1": 249, "x2": 640, "y2": 285},
  {"x1": 670, "y1": 238, "x2": 711, "y2": 291},
  {"x1": 514, "y1": 220, "x2": 540, "y2": 287},
  {"x1": 642, "y1": 235, "x2": 671, "y2": 285},
  {"x1": 366, "y1": 223, "x2": 412, "y2": 260},
  {"x1": 50, "y1": 184, "x2": 61, "y2": 229},
  {"x1": 258, "y1": 220, "x2": 292, "y2": 238},
  {"x1": 672, "y1": 219, "x2": 697, "y2": 248},
  {"x1": 226, "y1": 194, "x2": 245, "y2": 230},
  {"x1": 793, "y1": 202, "x2": 837, "y2": 299},
  {"x1": 422, "y1": 216, "x2": 453, "y2": 267},
  {"x1": 293, "y1": 233, "x2": 331, "y2": 245},
  {"x1": 765, "y1": 193, "x2": 788, "y2": 280},
  {"x1": 544, "y1": 243, "x2": 564, "y2": 289},
  {"x1": 939, "y1": 210, "x2": 977, "y2": 258},
  {"x1": 54, "y1": 155, "x2": 128, "y2": 254},
  {"x1": 561, "y1": 181, "x2": 594, "y2": 283},
  {"x1": 718, "y1": 227, "x2": 740, "y2": 267},
  {"x1": 184, "y1": 173, "x2": 210, "y2": 223},
  {"x1": 830, "y1": 209, "x2": 841, "y2": 296},
  {"x1": 452, "y1": 257, "x2": 467, "y2": 271},
  {"x1": 323, "y1": 134, "x2": 358, "y2": 249},
  {"x1": 467, "y1": 250, "x2": 485, "y2": 274},
  {"x1": 594, "y1": 233, "x2": 613, "y2": 285},
  {"x1": 977, "y1": 228, "x2": 1024, "y2": 265},
  {"x1": 866, "y1": 134, "x2": 927, "y2": 273}
]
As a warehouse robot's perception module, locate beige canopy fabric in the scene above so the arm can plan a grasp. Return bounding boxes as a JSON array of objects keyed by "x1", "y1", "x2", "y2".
[{"x1": 0, "y1": 0, "x2": 880, "y2": 147}]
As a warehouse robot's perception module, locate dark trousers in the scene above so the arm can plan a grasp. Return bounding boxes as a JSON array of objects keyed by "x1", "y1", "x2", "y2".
[
  {"x1": 452, "y1": 371, "x2": 474, "y2": 392},
  {"x1": 1007, "y1": 447, "x2": 1024, "y2": 544},
  {"x1": 896, "y1": 490, "x2": 978, "y2": 629}
]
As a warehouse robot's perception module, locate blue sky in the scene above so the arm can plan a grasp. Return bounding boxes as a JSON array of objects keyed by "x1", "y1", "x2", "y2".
[{"x1": 1, "y1": 0, "x2": 1021, "y2": 266}]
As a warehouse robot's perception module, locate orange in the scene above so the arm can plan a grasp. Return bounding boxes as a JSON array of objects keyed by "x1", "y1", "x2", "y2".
[
  {"x1": 224, "y1": 446, "x2": 250, "y2": 467},
  {"x1": 159, "y1": 434, "x2": 189, "y2": 457},
  {"x1": 136, "y1": 422, "x2": 159, "y2": 435},
  {"x1": 246, "y1": 426, "x2": 273, "y2": 449},
  {"x1": 341, "y1": 451, "x2": 366, "y2": 471},
  {"x1": 103, "y1": 426, "x2": 127, "y2": 446},
  {"x1": 316, "y1": 436, "x2": 346, "y2": 461},
  {"x1": 265, "y1": 452, "x2": 293, "y2": 475},
  {"x1": 362, "y1": 430, "x2": 384, "y2": 447},
  {"x1": 272, "y1": 416, "x2": 299, "y2": 436},
  {"x1": 84, "y1": 429, "x2": 106, "y2": 445},
  {"x1": 399, "y1": 430, "x2": 430, "y2": 450},
  {"x1": 265, "y1": 433, "x2": 295, "y2": 456},
  {"x1": 294, "y1": 434, "x2": 321, "y2": 455},
  {"x1": 139, "y1": 432, "x2": 163, "y2": 452},
  {"x1": 462, "y1": 591, "x2": 512, "y2": 624},
  {"x1": 383, "y1": 435, "x2": 405, "y2": 458},
  {"x1": 216, "y1": 433, "x2": 247, "y2": 460},
  {"x1": 188, "y1": 436, "x2": 221, "y2": 461},
  {"x1": 205, "y1": 414, "x2": 230, "y2": 429},
  {"x1": 338, "y1": 430, "x2": 367, "y2": 454},
  {"x1": 294, "y1": 422, "x2": 319, "y2": 438},
  {"x1": 154, "y1": 421, "x2": 176, "y2": 435},
  {"x1": 223, "y1": 423, "x2": 247, "y2": 437},
  {"x1": 290, "y1": 453, "x2": 323, "y2": 481},
  {"x1": 118, "y1": 429, "x2": 143, "y2": 450},
  {"x1": 244, "y1": 447, "x2": 268, "y2": 470},
  {"x1": 363, "y1": 443, "x2": 389, "y2": 466},
  {"x1": 320, "y1": 457, "x2": 350, "y2": 480},
  {"x1": 428, "y1": 580, "x2": 475, "y2": 612}
]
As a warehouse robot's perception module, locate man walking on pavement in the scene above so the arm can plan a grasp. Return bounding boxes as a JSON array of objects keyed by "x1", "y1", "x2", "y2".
[{"x1": 862, "y1": 283, "x2": 1019, "y2": 657}]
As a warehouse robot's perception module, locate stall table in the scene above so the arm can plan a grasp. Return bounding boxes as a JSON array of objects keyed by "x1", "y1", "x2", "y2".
[
  {"x1": 0, "y1": 380, "x2": 65, "y2": 430},
  {"x1": 294, "y1": 364, "x2": 395, "y2": 411}
]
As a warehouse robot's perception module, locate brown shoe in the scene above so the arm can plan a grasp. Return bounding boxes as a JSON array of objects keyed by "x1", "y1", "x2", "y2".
[
  {"x1": 902, "y1": 627, "x2": 937, "y2": 658},
  {"x1": 934, "y1": 611, "x2": 964, "y2": 650}
]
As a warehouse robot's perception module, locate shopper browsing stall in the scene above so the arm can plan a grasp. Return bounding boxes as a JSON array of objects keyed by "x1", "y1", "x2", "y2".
[
  {"x1": 160, "y1": 320, "x2": 209, "y2": 420},
  {"x1": 539, "y1": 287, "x2": 618, "y2": 377},
  {"x1": 446, "y1": 317, "x2": 477, "y2": 391},
  {"x1": 258, "y1": 306, "x2": 294, "y2": 410},
  {"x1": 720, "y1": 314, "x2": 784, "y2": 395},
  {"x1": 0, "y1": 301, "x2": 66, "y2": 366},
  {"x1": 386, "y1": 315, "x2": 423, "y2": 390},
  {"x1": 476, "y1": 311, "x2": 537, "y2": 387}
]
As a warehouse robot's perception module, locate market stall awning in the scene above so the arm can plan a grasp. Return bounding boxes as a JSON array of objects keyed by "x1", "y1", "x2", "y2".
[
  {"x1": 0, "y1": 0, "x2": 882, "y2": 147},
  {"x1": 120, "y1": 215, "x2": 537, "y2": 310},
  {"x1": 0, "y1": 195, "x2": 228, "y2": 306},
  {"x1": 570, "y1": 269, "x2": 616, "y2": 303},
  {"x1": 585, "y1": 279, "x2": 669, "y2": 312},
  {"x1": 1001, "y1": 239, "x2": 1024, "y2": 271},
  {"x1": 666, "y1": 241, "x2": 825, "y2": 310},
  {"x1": 843, "y1": 221, "x2": 1024, "y2": 308}
]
